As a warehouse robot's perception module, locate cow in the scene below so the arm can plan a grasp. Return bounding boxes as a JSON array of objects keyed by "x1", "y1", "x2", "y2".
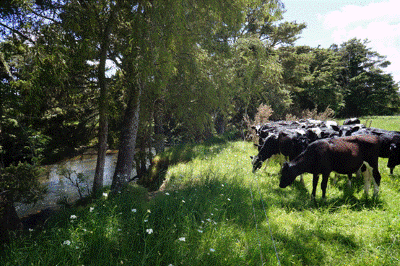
[
  {"x1": 252, "y1": 129, "x2": 309, "y2": 173},
  {"x1": 279, "y1": 135, "x2": 382, "y2": 199}
]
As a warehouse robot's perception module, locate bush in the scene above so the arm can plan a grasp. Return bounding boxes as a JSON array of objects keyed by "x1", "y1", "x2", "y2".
[
  {"x1": 243, "y1": 103, "x2": 273, "y2": 141},
  {"x1": 0, "y1": 162, "x2": 45, "y2": 204}
]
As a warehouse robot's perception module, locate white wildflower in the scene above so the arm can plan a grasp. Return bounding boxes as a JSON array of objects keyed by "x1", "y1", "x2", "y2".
[
  {"x1": 89, "y1": 207, "x2": 95, "y2": 212},
  {"x1": 178, "y1": 237, "x2": 186, "y2": 242},
  {"x1": 131, "y1": 208, "x2": 137, "y2": 213},
  {"x1": 146, "y1": 229, "x2": 153, "y2": 234},
  {"x1": 197, "y1": 229, "x2": 203, "y2": 233},
  {"x1": 210, "y1": 248, "x2": 215, "y2": 252},
  {"x1": 63, "y1": 240, "x2": 71, "y2": 246},
  {"x1": 165, "y1": 192, "x2": 170, "y2": 196},
  {"x1": 70, "y1": 215, "x2": 77, "y2": 220},
  {"x1": 102, "y1": 192, "x2": 108, "y2": 198}
]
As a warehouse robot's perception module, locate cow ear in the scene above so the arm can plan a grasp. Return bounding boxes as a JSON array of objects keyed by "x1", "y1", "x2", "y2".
[
  {"x1": 250, "y1": 156, "x2": 254, "y2": 159},
  {"x1": 331, "y1": 125, "x2": 340, "y2": 131},
  {"x1": 390, "y1": 143, "x2": 397, "y2": 151}
]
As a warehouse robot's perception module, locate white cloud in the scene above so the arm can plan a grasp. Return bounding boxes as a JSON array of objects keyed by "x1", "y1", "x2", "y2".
[{"x1": 323, "y1": 0, "x2": 400, "y2": 82}]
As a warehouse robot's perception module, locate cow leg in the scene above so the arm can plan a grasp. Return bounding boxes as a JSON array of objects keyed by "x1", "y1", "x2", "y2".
[
  {"x1": 365, "y1": 158, "x2": 381, "y2": 198},
  {"x1": 347, "y1": 173, "x2": 352, "y2": 188},
  {"x1": 345, "y1": 173, "x2": 353, "y2": 195},
  {"x1": 390, "y1": 167, "x2": 394, "y2": 175},
  {"x1": 312, "y1": 174, "x2": 319, "y2": 199},
  {"x1": 362, "y1": 165, "x2": 371, "y2": 197},
  {"x1": 321, "y1": 174, "x2": 329, "y2": 199},
  {"x1": 372, "y1": 167, "x2": 381, "y2": 197}
]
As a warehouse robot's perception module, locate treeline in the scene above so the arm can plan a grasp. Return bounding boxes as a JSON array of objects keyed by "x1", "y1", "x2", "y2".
[{"x1": 0, "y1": 1, "x2": 399, "y2": 195}]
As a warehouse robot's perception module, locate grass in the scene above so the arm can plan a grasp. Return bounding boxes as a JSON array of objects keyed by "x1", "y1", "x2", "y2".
[{"x1": 2, "y1": 116, "x2": 400, "y2": 265}]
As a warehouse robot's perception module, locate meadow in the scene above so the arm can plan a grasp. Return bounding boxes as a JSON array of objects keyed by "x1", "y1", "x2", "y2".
[{"x1": 2, "y1": 116, "x2": 400, "y2": 265}]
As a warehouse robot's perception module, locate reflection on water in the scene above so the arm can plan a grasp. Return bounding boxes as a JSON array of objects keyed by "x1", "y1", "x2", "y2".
[{"x1": 16, "y1": 153, "x2": 120, "y2": 218}]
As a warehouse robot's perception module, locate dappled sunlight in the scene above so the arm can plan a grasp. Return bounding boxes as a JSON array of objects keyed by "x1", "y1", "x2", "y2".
[{"x1": 4, "y1": 137, "x2": 400, "y2": 265}]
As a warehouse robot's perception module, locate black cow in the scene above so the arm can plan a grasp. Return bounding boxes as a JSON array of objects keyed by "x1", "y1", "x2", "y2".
[
  {"x1": 252, "y1": 129, "x2": 309, "y2": 173},
  {"x1": 343, "y1": 117, "x2": 361, "y2": 125},
  {"x1": 279, "y1": 135, "x2": 382, "y2": 199}
]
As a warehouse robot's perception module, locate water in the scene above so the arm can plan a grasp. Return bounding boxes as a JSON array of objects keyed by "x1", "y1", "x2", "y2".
[{"x1": 15, "y1": 153, "x2": 119, "y2": 218}]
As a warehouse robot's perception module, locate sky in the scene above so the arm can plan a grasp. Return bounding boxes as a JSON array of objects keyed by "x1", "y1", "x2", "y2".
[{"x1": 281, "y1": 0, "x2": 400, "y2": 84}]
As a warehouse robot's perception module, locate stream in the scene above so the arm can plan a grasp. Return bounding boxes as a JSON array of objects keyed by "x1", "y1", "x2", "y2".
[{"x1": 15, "y1": 153, "x2": 120, "y2": 218}]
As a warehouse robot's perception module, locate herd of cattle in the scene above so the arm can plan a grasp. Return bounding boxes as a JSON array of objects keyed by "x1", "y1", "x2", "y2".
[{"x1": 250, "y1": 118, "x2": 400, "y2": 198}]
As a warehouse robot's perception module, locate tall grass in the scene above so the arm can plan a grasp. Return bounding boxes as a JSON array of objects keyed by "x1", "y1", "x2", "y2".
[{"x1": 2, "y1": 117, "x2": 400, "y2": 265}]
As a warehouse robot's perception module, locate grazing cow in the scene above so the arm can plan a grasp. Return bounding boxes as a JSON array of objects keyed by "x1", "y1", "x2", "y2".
[
  {"x1": 251, "y1": 134, "x2": 280, "y2": 172},
  {"x1": 252, "y1": 130, "x2": 309, "y2": 173},
  {"x1": 343, "y1": 117, "x2": 361, "y2": 125},
  {"x1": 279, "y1": 135, "x2": 382, "y2": 199}
]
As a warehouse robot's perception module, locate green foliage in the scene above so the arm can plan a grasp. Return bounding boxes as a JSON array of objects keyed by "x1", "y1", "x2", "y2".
[
  {"x1": 0, "y1": 162, "x2": 45, "y2": 204},
  {"x1": 335, "y1": 38, "x2": 400, "y2": 117}
]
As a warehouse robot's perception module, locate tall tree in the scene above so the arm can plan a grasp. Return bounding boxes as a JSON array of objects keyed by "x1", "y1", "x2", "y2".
[
  {"x1": 287, "y1": 46, "x2": 344, "y2": 114},
  {"x1": 334, "y1": 38, "x2": 400, "y2": 116},
  {"x1": 110, "y1": 0, "x2": 252, "y2": 191},
  {"x1": 61, "y1": 0, "x2": 121, "y2": 195},
  {"x1": 227, "y1": 0, "x2": 306, "y2": 121}
]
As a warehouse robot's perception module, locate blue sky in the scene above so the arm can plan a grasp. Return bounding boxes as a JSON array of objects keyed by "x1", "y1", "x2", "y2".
[{"x1": 282, "y1": 0, "x2": 400, "y2": 84}]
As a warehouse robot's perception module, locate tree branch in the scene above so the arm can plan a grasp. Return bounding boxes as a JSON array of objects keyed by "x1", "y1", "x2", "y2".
[{"x1": 0, "y1": 22, "x2": 35, "y2": 44}]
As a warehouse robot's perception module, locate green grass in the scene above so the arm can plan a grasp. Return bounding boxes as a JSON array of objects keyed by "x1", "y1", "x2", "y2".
[{"x1": 2, "y1": 116, "x2": 400, "y2": 265}]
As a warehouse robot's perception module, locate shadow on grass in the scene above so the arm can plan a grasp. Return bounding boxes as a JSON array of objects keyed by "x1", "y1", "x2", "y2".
[
  {"x1": 274, "y1": 223, "x2": 359, "y2": 265},
  {"x1": 139, "y1": 137, "x2": 232, "y2": 191},
  {"x1": 267, "y1": 173, "x2": 384, "y2": 213}
]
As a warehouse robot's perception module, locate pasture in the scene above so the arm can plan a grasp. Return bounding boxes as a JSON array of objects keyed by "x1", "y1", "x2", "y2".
[{"x1": 2, "y1": 116, "x2": 400, "y2": 265}]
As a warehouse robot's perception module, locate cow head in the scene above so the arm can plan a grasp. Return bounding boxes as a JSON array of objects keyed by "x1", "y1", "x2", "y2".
[
  {"x1": 388, "y1": 143, "x2": 400, "y2": 170},
  {"x1": 251, "y1": 155, "x2": 263, "y2": 173},
  {"x1": 251, "y1": 134, "x2": 279, "y2": 173},
  {"x1": 279, "y1": 162, "x2": 296, "y2": 188}
]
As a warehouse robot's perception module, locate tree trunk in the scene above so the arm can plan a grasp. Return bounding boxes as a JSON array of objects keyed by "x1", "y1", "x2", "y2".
[
  {"x1": 111, "y1": 84, "x2": 142, "y2": 192},
  {"x1": 153, "y1": 98, "x2": 165, "y2": 154},
  {"x1": 92, "y1": 3, "x2": 119, "y2": 196},
  {"x1": 92, "y1": 44, "x2": 109, "y2": 196}
]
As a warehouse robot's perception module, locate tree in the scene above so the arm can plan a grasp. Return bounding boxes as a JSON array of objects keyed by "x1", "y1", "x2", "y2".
[
  {"x1": 287, "y1": 46, "x2": 344, "y2": 115},
  {"x1": 227, "y1": 0, "x2": 306, "y2": 121},
  {"x1": 61, "y1": 0, "x2": 122, "y2": 195},
  {"x1": 334, "y1": 38, "x2": 400, "y2": 117},
  {"x1": 110, "y1": 0, "x2": 250, "y2": 191}
]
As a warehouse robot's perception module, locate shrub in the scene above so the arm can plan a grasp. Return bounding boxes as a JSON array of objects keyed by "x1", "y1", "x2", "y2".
[
  {"x1": 0, "y1": 162, "x2": 45, "y2": 204},
  {"x1": 243, "y1": 104, "x2": 274, "y2": 141}
]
